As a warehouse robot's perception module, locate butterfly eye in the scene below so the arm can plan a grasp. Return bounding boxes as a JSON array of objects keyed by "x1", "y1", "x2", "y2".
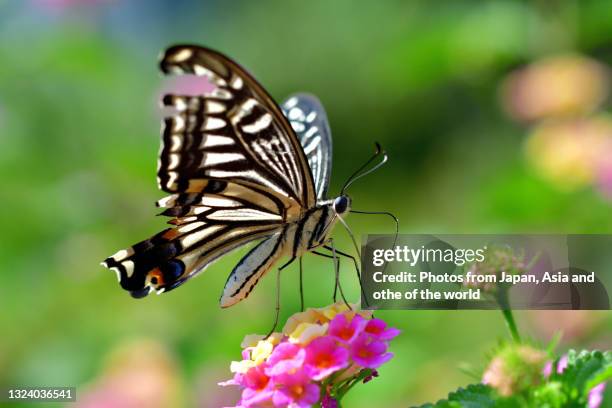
[{"x1": 333, "y1": 196, "x2": 350, "y2": 214}]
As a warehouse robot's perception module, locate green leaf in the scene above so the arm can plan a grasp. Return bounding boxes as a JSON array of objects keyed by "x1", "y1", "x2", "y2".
[
  {"x1": 551, "y1": 349, "x2": 611, "y2": 405},
  {"x1": 585, "y1": 364, "x2": 612, "y2": 393},
  {"x1": 415, "y1": 350, "x2": 611, "y2": 408},
  {"x1": 414, "y1": 384, "x2": 506, "y2": 408},
  {"x1": 531, "y1": 381, "x2": 568, "y2": 408}
]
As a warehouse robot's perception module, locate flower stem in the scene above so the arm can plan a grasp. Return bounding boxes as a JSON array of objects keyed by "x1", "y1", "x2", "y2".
[
  {"x1": 335, "y1": 369, "x2": 373, "y2": 400},
  {"x1": 497, "y1": 290, "x2": 521, "y2": 343},
  {"x1": 501, "y1": 307, "x2": 521, "y2": 343}
]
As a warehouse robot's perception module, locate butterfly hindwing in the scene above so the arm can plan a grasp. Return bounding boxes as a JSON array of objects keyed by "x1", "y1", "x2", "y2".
[
  {"x1": 282, "y1": 93, "x2": 333, "y2": 200},
  {"x1": 220, "y1": 231, "x2": 287, "y2": 308},
  {"x1": 103, "y1": 185, "x2": 283, "y2": 297}
]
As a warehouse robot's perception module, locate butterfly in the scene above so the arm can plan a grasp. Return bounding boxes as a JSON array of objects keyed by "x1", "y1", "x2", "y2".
[{"x1": 102, "y1": 45, "x2": 383, "y2": 307}]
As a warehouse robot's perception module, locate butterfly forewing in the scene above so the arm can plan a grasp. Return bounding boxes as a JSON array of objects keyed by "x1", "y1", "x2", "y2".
[{"x1": 158, "y1": 45, "x2": 316, "y2": 208}]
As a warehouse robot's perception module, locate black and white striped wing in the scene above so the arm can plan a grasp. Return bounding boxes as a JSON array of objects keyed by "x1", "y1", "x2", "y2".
[
  {"x1": 220, "y1": 231, "x2": 286, "y2": 308},
  {"x1": 103, "y1": 181, "x2": 286, "y2": 298},
  {"x1": 158, "y1": 45, "x2": 317, "y2": 208},
  {"x1": 282, "y1": 94, "x2": 332, "y2": 200}
]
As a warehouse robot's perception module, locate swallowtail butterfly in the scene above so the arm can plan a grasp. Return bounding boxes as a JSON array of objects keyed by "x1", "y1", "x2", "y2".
[{"x1": 102, "y1": 45, "x2": 371, "y2": 307}]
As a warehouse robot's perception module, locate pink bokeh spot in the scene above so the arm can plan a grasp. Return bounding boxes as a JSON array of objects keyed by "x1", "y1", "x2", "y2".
[
  {"x1": 596, "y1": 159, "x2": 612, "y2": 199},
  {"x1": 160, "y1": 74, "x2": 215, "y2": 97}
]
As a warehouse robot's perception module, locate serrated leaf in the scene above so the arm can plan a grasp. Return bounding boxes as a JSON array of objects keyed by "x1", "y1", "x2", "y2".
[
  {"x1": 413, "y1": 384, "x2": 501, "y2": 408},
  {"x1": 553, "y1": 349, "x2": 611, "y2": 405},
  {"x1": 584, "y1": 357, "x2": 612, "y2": 393}
]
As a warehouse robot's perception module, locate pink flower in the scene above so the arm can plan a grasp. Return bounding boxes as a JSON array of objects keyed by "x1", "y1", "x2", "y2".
[
  {"x1": 589, "y1": 383, "x2": 606, "y2": 408},
  {"x1": 364, "y1": 319, "x2": 401, "y2": 341},
  {"x1": 304, "y1": 336, "x2": 349, "y2": 380},
  {"x1": 556, "y1": 355, "x2": 569, "y2": 373},
  {"x1": 328, "y1": 313, "x2": 366, "y2": 344},
  {"x1": 265, "y1": 343, "x2": 305, "y2": 377},
  {"x1": 543, "y1": 354, "x2": 570, "y2": 378},
  {"x1": 240, "y1": 366, "x2": 273, "y2": 407},
  {"x1": 349, "y1": 333, "x2": 393, "y2": 369},
  {"x1": 272, "y1": 369, "x2": 320, "y2": 408},
  {"x1": 223, "y1": 305, "x2": 400, "y2": 407},
  {"x1": 242, "y1": 365, "x2": 270, "y2": 391}
]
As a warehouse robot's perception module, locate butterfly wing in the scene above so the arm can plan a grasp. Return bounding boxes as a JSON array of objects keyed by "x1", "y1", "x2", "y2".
[
  {"x1": 220, "y1": 231, "x2": 286, "y2": 308},
  {"x1": 103, "y1": 45, "x2": 318, "y2": 301},
  {"x1": 102, "y1": 181, "x2": 285, "y2": 298},
  {"x1": 158, "y1": 45, "x2": 317, "y2": 208},
  {"x1": 282, "y1": 93, "x2": 333, "y2": 201}
]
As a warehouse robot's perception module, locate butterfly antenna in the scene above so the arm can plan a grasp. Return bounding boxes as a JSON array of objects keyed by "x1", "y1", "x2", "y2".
[{"x1": 341, "y1": 143, "x2": 388, "y2": 195}]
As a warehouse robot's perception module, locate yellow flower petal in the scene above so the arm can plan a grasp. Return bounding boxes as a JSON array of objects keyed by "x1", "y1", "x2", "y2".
[
  {"x1": 240, "y1": 333, "x2": 283, "y2": 349},
  {"x1": 240, "y1": 334, "x2": 264, "y2": 349},
  {"x1": 251, "y1": 340, "x2": 274, "y2": 365},
  {"x1": 314, "y1": 301, "x2": 372, "y2": 321},
  {"x1": 289, "y1": 322, "x2": 328, "y2": 345},
  {"x1": 282, "y1": 309, "x2": 319, "y2": 334},
  {"x1": 230, "y1": 359, "x2": 256, "y2": 374}
]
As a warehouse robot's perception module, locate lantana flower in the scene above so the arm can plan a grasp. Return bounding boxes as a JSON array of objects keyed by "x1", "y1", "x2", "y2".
[{"x1": 221, "y1": 302, "x2": 399, "y2": 407}]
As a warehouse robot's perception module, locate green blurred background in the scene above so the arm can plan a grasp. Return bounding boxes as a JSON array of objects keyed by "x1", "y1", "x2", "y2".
[{"x1": 1, "y1": 1, "x2": 611, "y2": 407}]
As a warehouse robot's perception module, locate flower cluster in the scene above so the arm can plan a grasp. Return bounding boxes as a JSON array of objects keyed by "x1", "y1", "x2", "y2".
[
  {"x1": 464, "y1": 245, "x2": 528, "y2": 294},
  {"x1": 482, "y1": 345, "x2": 609, "y2": 408},
  {"x1": 482, "y1": 344, "x2": 546, "y2": 396},
  {"x1": 221, "y1": 303, "x2": 400, "y2": 408}
]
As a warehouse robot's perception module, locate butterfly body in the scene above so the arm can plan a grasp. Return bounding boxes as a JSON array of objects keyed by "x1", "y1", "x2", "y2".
[{"x1": 103, "y1": 45, "x2": 348, "y2": 306}]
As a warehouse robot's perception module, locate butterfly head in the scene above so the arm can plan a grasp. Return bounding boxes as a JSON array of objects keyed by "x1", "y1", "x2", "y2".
[{"x1": 332, "y1": 195, "x2": 351, "y2": 215}]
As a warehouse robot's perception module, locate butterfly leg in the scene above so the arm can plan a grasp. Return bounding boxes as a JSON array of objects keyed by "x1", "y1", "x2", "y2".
[
  {"x1": 265, "y1": 257, "x2": 295, "y2": 339},
  {"x1": 332, "y1": 258, "x2": 340, "y2": 302},
  {"x1": 322, "y1": 245, "x2": 369, "y2": 308},
  {"x1": 299, "y1": 257, "x2": 304, "y2": 312},
  {"x1": 328, "y1": 239, "x2": 351, "y2": 310},
  {"x1": 311, "y1": 251, "x2": 338, "y2": 300},
  {"x1": 311, "y1": 245, "x2": 350, "y2": 309}
]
